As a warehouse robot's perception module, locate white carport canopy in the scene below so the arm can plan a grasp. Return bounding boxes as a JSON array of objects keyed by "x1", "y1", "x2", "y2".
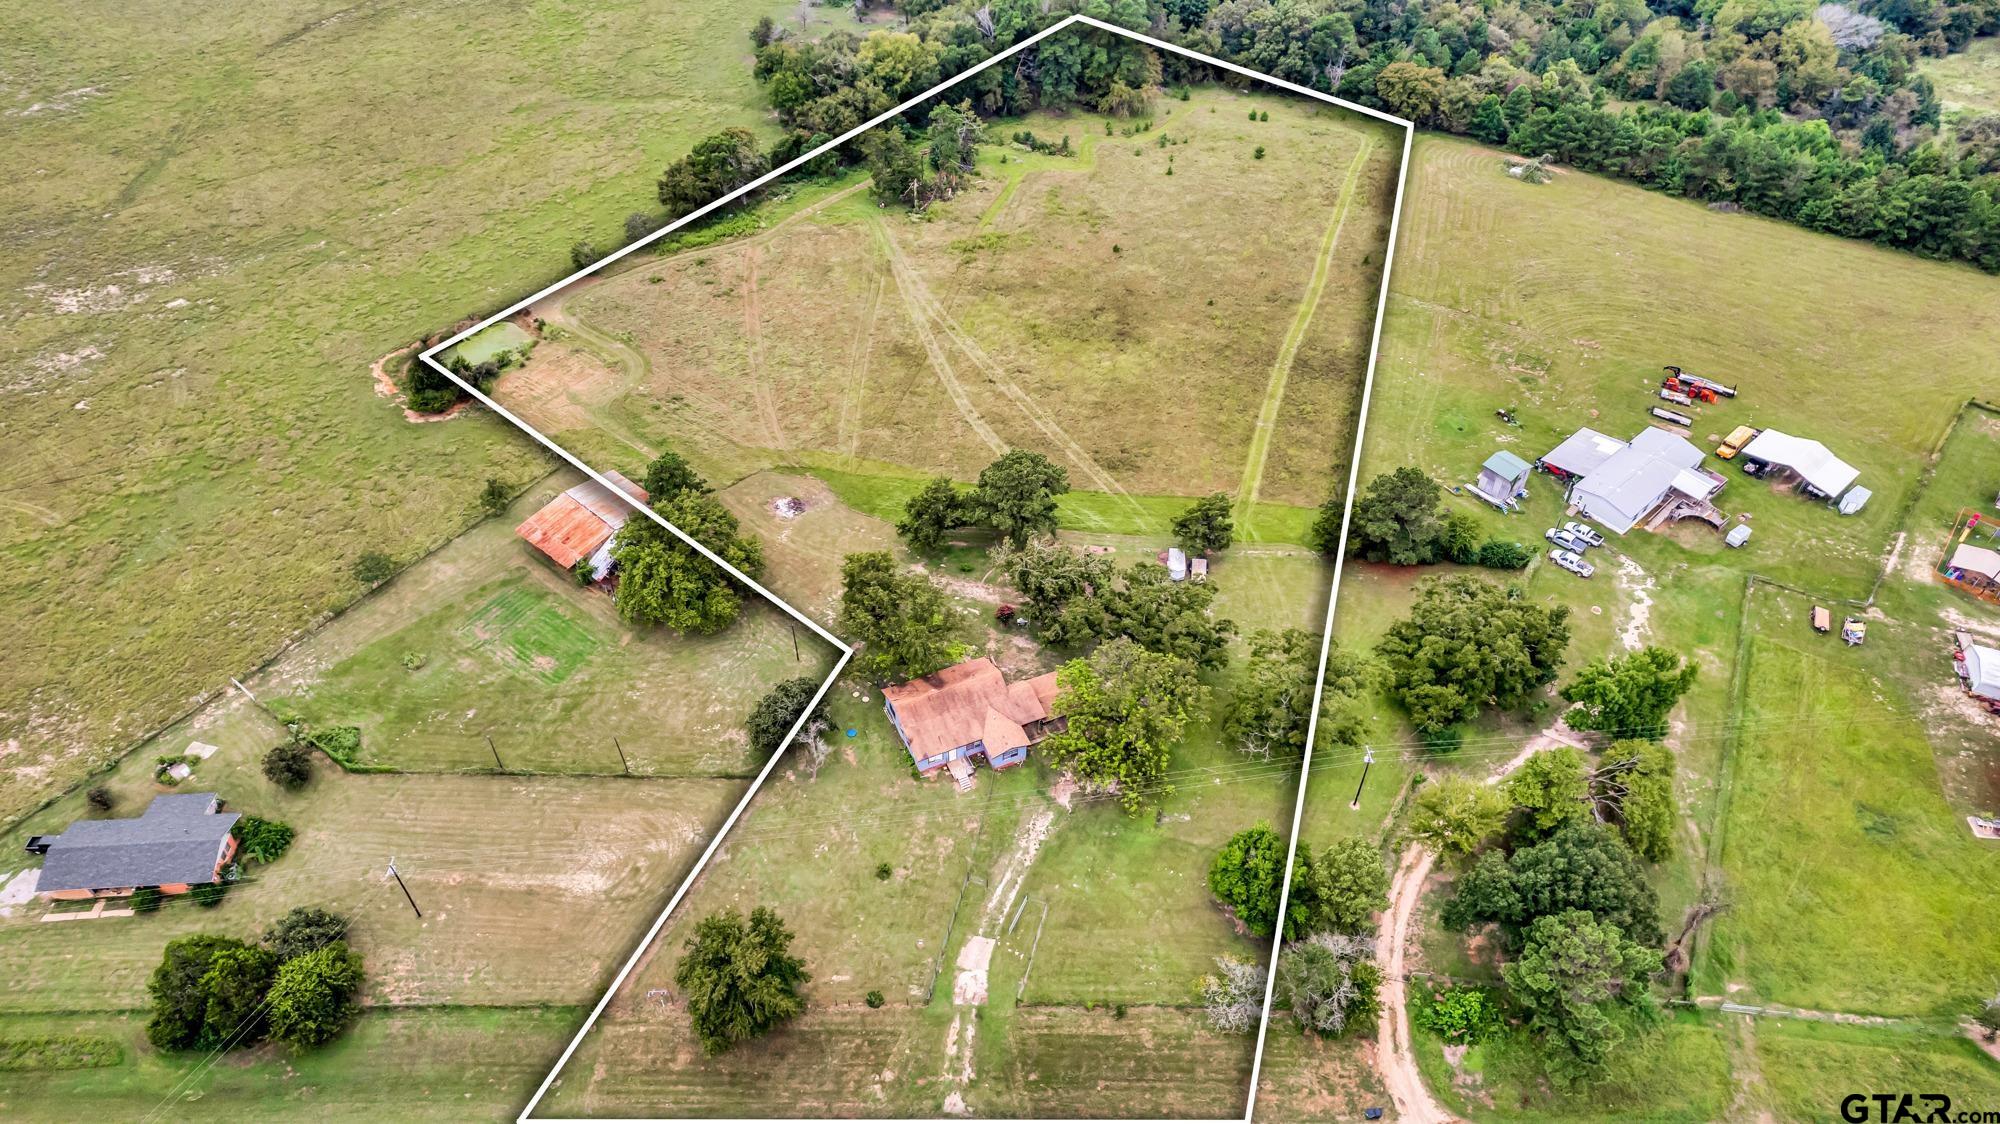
[
  {"x1": 1739, "y1": 430, "x2": 1859, "y2": 497},
  {"x1": 1968, "y1": 644, "x2": 2000, "y2": 701}
]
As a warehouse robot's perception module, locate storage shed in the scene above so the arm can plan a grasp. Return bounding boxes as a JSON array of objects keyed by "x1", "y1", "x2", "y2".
[{"x1": 1475, "y1": 450, "x2": 1532, "y2": 508}]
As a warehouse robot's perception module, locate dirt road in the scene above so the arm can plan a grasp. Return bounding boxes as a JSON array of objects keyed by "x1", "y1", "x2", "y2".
[{"x1": 1373, "y1": 734, "x2": 1570, "y2": 1122}]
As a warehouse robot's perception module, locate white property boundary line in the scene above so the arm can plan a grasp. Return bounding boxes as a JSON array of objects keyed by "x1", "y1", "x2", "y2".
[{"x1": 413, "y1": 15, "x2": 1412, "y2": 1124}]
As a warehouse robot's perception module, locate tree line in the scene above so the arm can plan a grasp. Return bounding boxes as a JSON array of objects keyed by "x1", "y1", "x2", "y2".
[{"x1": 701, "y1": 0, "x2": 2000, "y2": 272}]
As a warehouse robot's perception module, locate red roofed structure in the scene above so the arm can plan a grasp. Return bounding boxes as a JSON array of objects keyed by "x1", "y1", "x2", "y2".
[
  {"x1": 881, "y1": 658, "x2": 1064, "y2": 786},
  {"x1": 515, "y1": 472, "x2": 648, "y2": 579}
]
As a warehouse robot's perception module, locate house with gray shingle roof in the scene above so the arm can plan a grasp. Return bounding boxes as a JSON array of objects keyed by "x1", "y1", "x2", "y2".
[{"x1": 35, "y1": 792, "x2": 240, "y2": 900}]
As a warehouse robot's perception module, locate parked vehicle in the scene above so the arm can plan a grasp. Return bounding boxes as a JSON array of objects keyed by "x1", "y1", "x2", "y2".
[
  {"x1": 1545, "y1": 527, "x2": 1590, "y2": 553},
  {"x1": 1549, "y1": 548, "x2": 1594, "y2": 578},
  {"x1": 1561, "y1": 521, "x2": 1605, "y2": 547},
  {"x1": 1716, "y1": 424, "x2": 1760, "y2": 460}
]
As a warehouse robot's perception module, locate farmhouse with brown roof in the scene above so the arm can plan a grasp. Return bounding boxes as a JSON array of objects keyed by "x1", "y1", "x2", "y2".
[
  {"x1": 881, "y1": 658, "x2": 1064, "y2": 789},
  {"x1": 515, "y1": 471, "x2": 648, "y2": 581}
]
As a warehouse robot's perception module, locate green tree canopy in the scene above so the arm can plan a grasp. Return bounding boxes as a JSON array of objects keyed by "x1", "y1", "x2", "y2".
[
  {"x1": 1560, "y1": 646, "x2": 1698, "y2": 739},
  {"x1": 1503, "y1": 746, "x2": 1592, "y2": 840},
  {"x1": 1279, "y1": 933, "x2": 1381, "y2": 1037},
  {"x1": 658, "y1": 127, "x2": 769, "y2": 217},
  {"x1": 896, "y1": 475, "x2": 970, "y2": 552},
  {"x1": 746, "y1": 676, "x2": 831, "y2": 758},
  {"x1": 1503, "y1": 910, "x2": 1663, "y2": 1084},
  {"x1": 1007, "y1": 543, "x2": 1236, "y2": 668},
  {"x1": 1594, "y1": 740, "x2": 1678, "y2": 862},
  {"x1": 972, "y1": 450, "x2": 1069, "y2": 547},
  {"x1": 612, "y1": 491, "x2": 764, "y2": 634},
  {"x1": 1208, "y1": 822, "x2": 1286, "y2": 937},
  {"x1": 1222, "y1": 629, "x2": 1368, "y2": 760},
  {"x1": 675, "y1": 907, "x2": 811, "y2": 1055},
  {"x1": 1442, "y1": 822, "x2": 1662, "y2": 948},
  {"x1": 1287, "y1": 836, "x2": 1390, "y2": 938},
  {"x1": 641, "y1": 449, "x2": 709, "y2": 500},
  {"x1": 1172, "y1": 492, "x2": 1236, "y2": 555},
  {"x1": 1407, "y1": 776, "x2": 1508, "y2": 862},
  {"x1": 266, "y1": 941, "x2": 366, "y2": 1049},
  {"x1": 146, "y1": 935, "x2": 275, "y2": 1051},
  {"x1": 263, "y1": 907, "x2": 350, "y2": 961},
  {"x1": 1375, "y1": 575, "x2": 1571, "y2": 732},
  {"x1": 1347, "y1": 467, "x2": 1447, "y2": 565},
  {"x1": 1040, "y1": 638, "x2": 1207, "y2": 812},
  {"x1": 837, "y1": 552, "x2": 954, "y2": 680}
]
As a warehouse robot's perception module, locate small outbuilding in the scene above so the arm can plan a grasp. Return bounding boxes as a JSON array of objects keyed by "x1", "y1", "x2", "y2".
[
  {"x1": 1726, "y1": 524, "x2": 1753, "y2": 548},
  {"x1": 515, "y1": 471, "x2": 649, "y2": 581},
  {"x1": 1837, "y1": 485, "x2": 1872, "y2": 515},
  {"x1": 1474, "y1": 450, "x2": 1531, "y2": 509},
  {"x1": 1166, "y1": 547, "x2": 1188, "y2": 582}
]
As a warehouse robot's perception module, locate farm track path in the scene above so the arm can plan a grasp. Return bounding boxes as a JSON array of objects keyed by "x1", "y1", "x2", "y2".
[
  {"x1": 1377, "y1": 731, "x2": 1566, "y2": 1124},
  {"x1": 838, "y1": 273, "x2": 886, "y2": 461},
  {"x1": 1235, "y1": 135, "x2": 1376, "y2": 522},
  {"x1": 873, "y1": 216, "x2": 1143, "y2": 515},
  {"x1": 520, "y1": 180, "x2": 878, "y2": 455},
  {"x1": 871, "y1": 215, "x2": 1009, "y2": 456}
]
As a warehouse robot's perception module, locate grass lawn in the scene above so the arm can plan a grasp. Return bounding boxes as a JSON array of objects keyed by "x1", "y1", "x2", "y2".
[
  {"x1": 1751, "y1": 1018, "x2": 2000, "y2": 1122},
  {"x1": 256, "y1": 472, "x2": 834, "y2": 777},
  {"x1": 0, "y1": 1006, "x2": 575, "y2": 1122},
  {"x1": 1701, "y1": 627, "x2": 2000, "y2": 1017},
  {"x1": 442, "y1": 320, "x2": 535, "y2": 367},
  {"x1": 0, "y1": 0, "x2": 865, "y2": 825}
]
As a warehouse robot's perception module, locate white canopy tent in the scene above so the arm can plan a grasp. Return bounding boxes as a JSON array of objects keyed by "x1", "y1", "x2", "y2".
[{"x1": 1739, "y1": 430, "x2": 1860, "y2": 498}]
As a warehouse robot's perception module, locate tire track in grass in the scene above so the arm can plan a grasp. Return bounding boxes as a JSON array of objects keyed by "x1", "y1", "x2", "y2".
[
  {"x1": 875, "y1": 220, "x2": 1143, "y2": 517},
  {"x1": 742, "y1": 245, "x2": 787, "y2": 448},
  {"x1": 1234, "y1": 136, "x2": 1376, "y2": 524},
  {"x1": 871, "y1": 215, "x2": 1009, "y2": 456},
  {"x1": 838, "y1": 273, "x2": 886, "y2": 463}
]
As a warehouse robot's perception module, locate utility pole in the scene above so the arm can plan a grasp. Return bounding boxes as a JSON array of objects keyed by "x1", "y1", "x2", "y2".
[
  {"x1": 486, "y1": 734, "x2": 504, "y2": 772},
  {"x1": 1350, "y1": 747, "x2": 1375, "y2": 810},
  {"x1": 387, "y1": 857, "x2": 422, "y2": 918},
  {"x1": 613, "y1": 736, "x2": 630, "y2": 775}
]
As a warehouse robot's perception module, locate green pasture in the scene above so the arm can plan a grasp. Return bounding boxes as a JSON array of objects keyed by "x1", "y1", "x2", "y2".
[{"x1": 442, "y1": 320, "x2": 535, "y2": 367}]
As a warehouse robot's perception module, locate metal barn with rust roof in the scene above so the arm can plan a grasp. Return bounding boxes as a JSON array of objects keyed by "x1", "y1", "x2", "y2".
[{"x1": 515, "y1": 471, "x2": 648, "y2": 580}]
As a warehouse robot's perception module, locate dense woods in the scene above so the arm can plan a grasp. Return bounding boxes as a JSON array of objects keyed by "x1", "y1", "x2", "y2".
[{"x1": 714, "y1": 0, "x2": 2000, "y2": 270}]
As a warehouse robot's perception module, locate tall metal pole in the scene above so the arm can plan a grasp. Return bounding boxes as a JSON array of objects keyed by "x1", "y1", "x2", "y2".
[
  {"x1": 1349, "y1": 747, "x2": 1374, "y2": 810},
  {"x1": 387, "y1": 858, "x2": 422, "y2": 918}
]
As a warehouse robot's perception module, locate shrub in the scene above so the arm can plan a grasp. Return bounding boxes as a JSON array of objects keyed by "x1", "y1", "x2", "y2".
[
  {"x1": 145, "y1": 935, "x2": 277, "y2": 1050},
  {"x1": 352, "y1": 552, "x2": 394, "y2": 584},
  {"x1": 303, "y1": 725, "x2": 363, "y2": 767},
  {"x1": 624, "y1": 212, "x2": 655, "y2": 242},
  {"x1": 1114, "y1": 1003, "x2": 1128, "y2": 1019},
  {"x1": 1412, "y1": 984, "x2": 1503, "y2": 1045},
  {"x1": 190, "y1": 881, "x2": 228, "y2": 909},
  {"x1": 865, "y1": 990, "x2": 885, "y2": 1008},
  {"x1": 1254, "y1": 145, "x2": 1266, "y2": 159},
  {"x1": 85, "y1": 786, "x2": 113, "y2": 813},
  {"x1": 478, "y1": 477, "x2": 510, "y2": 516},
  {"x1": 233, "y1": 816, "x2": 295, "y2": 865},
  {"x1": 263, "y1": 741, "x2": 313, "y2": 789},
  {"x1": 266, "y1": 941, "x2": 366, "y2": 1049},
  {"x1": 129, "y1": 887, "x2": 162, "y2": 914},
  {"x1": 569, "y1": 240, "x2": 599, "y2": 270},
  {"x1": 264, "y1": 907, "x2": 349, "y2": 960},
  {"x1": 746, "y1": 677, "x2": 832, "y2": 759},
  {"x1": 1475, "y1": 539, "x2": 1532, "y2": 570},
  {"x1": 874, "y1": 862, "x2": 892, "y2": 881}
]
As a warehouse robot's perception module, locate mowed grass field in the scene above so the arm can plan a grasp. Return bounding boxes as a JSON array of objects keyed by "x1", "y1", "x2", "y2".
[
  {"x1": 1256, "y1": 135, "x2": 2000, "y2": 1119},
  {"x1": 497, "y1": 81, "x2": 1401, "y2": 529},
  {"x1": 257, "y1": 472, "x2": 834, "y2": 777},
  {"x1": 0, "y1": 0, "x2": 859, "y2": 825}
]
